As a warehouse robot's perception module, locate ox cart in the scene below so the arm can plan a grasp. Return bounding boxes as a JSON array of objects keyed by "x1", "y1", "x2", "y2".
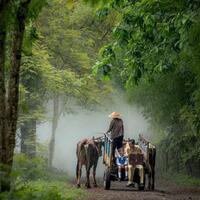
[{"x1": 103, "y1": 133, "x2": 156, "y2": 190}]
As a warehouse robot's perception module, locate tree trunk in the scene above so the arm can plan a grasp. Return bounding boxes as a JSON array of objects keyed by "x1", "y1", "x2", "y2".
[
  {"x1": 49, "y1": 93, "x2": 59, "y2": 167},
  {"x1": 1, "y1": 0, "x2": 32, "y2": 191},
  {"x1": 0, "y1": 7, "x2": 6, "y2": 163},
  {"x1": 21, "y1": 120, "x2": 36, "y2": 158},
  {"x1": 20, "y1": 91, "x2": 37, "y2": 157},
  {"x1": 0, "y1": 0, "x2": 11, "y2": 192},
  {"x1": 165, "y1": 152, "x2": 169, "y2": 172},
  {"x1": 176, "y1": 151, "x2": 179, "y2": 173}
]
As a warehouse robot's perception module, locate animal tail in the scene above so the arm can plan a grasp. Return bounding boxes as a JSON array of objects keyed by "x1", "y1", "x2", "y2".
[
  {"x1": 76, "y1": 140, "x2": 88, "y2": 179},
  {"x1": 76, "y1": 160, "x2": 79, "y2": 179}
]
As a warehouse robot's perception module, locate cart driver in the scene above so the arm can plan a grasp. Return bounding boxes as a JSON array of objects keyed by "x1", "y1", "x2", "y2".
[
  {"x1": 106, "y1": 112, "x2": 124, "y2": 161},
  {"x1": 126, "y1": 139, "x2": 144, "y2": 187}
]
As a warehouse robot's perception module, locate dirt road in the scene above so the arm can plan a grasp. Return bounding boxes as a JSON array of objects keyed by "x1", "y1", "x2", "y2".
[{"x1": 83, "y1": 180, "x2": 200, "y2": 200}]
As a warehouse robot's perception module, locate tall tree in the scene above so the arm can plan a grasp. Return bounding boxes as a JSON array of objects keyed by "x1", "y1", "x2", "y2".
[
  {"x1": 1, "y1": 0, "x2": 32, "y2": 191},
  {"x1": 19, "y1": 39, "x2": 53, "y2": 158},
  {"x1": 37, "y1": 0, "x2": 114, "y2": 167},
  {"x1": 0, "y1": 0, "x2": 11, "y2": 169},
  {"x1": 0, "y1": 0, "x2": 46, "y2": 191}
]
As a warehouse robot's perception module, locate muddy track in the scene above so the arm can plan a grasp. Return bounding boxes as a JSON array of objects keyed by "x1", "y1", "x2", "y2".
[{"x1": 80, "y1": 180, "x2": 200, "y2": 200}]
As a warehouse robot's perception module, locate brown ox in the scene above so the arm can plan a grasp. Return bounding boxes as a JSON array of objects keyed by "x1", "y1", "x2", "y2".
[
  {"x1": 76, "y1": 138, "x2": 102, "y2": 188},
  {"x1": 147, "y1": 143, "x2": 156, "y2": 190},
  {"x1": 138, "y1": 134, "x2": 156, "y2": 190}
]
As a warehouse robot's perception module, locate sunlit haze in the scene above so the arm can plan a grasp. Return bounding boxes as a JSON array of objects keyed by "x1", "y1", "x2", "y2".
[{"x1": 37, "y1": 96, "x2": 150, "y2": 176}]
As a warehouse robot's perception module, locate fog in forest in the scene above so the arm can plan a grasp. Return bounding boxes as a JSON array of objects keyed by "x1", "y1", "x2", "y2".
[{"x1": 37, "y1": 97, "x2": 150, "y2": 177}]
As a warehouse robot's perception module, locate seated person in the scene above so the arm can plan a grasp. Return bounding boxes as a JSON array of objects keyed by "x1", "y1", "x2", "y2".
[
  {"x1": 126, "y1": 139, "x2": 144, "y2": 187},
  {"x1": 116, "y1": 148, "x2": 128, "y2": 181}
]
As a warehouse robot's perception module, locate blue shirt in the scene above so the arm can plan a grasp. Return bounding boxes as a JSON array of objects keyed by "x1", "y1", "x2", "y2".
[{"x1": 116, "y1": 156, "x2": 128, "y2": 166}]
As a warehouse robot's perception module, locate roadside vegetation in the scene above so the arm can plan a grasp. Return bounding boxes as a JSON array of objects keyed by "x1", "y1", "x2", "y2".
[
  {"x1": 0, "y1": 152, "x2": 86, "y2": 200},
  {"x1": 162, "y1": 172, "x2": 200, "y2": 187}
]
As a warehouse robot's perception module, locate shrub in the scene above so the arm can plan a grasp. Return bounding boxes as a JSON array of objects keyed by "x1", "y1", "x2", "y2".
[{"x1": 0, "y1": 180, "x2": 86, "y2": 200}]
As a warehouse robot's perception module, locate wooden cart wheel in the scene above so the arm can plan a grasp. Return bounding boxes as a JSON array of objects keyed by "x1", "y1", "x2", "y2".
[{"x1": 103, "y1": 168, "x2": 111, "y2": 190}]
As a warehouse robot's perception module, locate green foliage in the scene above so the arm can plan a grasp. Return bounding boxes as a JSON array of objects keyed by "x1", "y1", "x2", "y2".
[
  {"x1": 18, "y1": 0, "x2": 115, "y2": 131},
  {"x1": 83, "y1": 0, "x2": 110, "y2": 8},
  {"x1": 11, "y1": 154, "x2": 48, "y2": 184},
  {"x1": 162, "y1": 172, "x2": 200, "y2": 187},
  {"x1": 96, "y1": 0, "x2": 198, "y2": 84},
  {"x1": 28, "y1": 0, "x2": 48, "y2": 20},
  {"x1": 35, "y1": 0, "x2": 115, "y2": 111},
  {"x1": 0, "y1": 153, "x2": 86, "y2": 200},
  {"x1": 0, "y1": 180, "x2": 85, "y2": 200},
  {"x1": 19, "y1": 41, "x2": 55, "y2": 124}
]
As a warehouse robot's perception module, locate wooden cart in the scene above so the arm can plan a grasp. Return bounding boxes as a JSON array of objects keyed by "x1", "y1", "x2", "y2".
[{"x1": 103, "y1": 133, "x2": 145, "y2": 190}]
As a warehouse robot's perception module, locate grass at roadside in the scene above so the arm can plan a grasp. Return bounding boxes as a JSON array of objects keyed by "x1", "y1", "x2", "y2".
[
  {"x1": 0, "y1": 153, "x2": 87, "y2": 200},
  {"x1": 0, "y1": 180, "x2": 86, "y2": 200},
  {"x1": 162, "y1": 172, "x2": 200, "y2": 187}
]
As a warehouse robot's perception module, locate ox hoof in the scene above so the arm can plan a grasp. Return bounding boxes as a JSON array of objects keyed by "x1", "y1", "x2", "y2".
[
  {"x1": 85, "y1": 183, "x2": 91, "y2": 188},
  {"x1": 93, "y1": 183, "x2": 98, "y2": 187},
  {"x1": 77, "y1": 184, "x2": 81, "y2": 188}
]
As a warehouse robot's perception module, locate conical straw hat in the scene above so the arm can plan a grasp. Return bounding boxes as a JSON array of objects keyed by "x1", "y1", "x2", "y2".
[{"x1": 108, "y1": 112, "x2": 121, "y2": 119}]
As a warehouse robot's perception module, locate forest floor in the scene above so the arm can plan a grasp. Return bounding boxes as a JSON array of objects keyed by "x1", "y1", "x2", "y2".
[{"x1": 76, "y1": 178, "x2": 200, "y2": 200}]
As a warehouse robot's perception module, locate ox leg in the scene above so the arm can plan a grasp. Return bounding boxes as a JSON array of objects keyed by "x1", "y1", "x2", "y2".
[
  {"x1": 93, "y1": 163, "x2": 98, "y2": 187},
  {"x1": 76, "y1": 162, "x2": 82, "y2": 188},
  {"x1": 151, "y1": 168, "x2": 155, "y2": 190},
  {"x1": 85, "y1": 165, "x2": 91, "y2": 188},
  {"x1": 148, "y1": 168, "x2": 151, "y2": 190}
]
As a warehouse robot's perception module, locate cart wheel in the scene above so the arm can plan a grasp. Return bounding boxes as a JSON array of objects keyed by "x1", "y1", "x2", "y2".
[{"x1": 103, "y1": 168, "x2": 111, "y2": 190}]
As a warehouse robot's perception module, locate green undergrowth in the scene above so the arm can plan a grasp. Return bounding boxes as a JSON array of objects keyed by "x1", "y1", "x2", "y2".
[
  {"x1": 0, "y1": 180, "x2": 86, "y2": 200},
  {"x1": 162, "y1": 172, "x2": 200, "y2": 187},
  {"x1": 0, "y1": 153, "x2": 86, "y2": 200}
]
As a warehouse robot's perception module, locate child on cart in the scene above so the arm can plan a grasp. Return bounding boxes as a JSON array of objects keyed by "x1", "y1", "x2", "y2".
[{"x1": 116, "y1": 148, "x2": 128, "y2": 181}]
